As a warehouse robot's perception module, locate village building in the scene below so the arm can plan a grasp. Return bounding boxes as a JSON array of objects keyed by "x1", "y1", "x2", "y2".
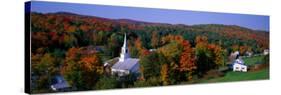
[
  {"x1": 110, "y1": 34, "x2": 140, "y2": 77},
  {"x1": 245, "y1": 51, "x2": 253, "y2": 57},
  {"x1": 263, "y1": 49, "x2": 269, "y2": 55},
  {"x1": 232, "y1": 57, "x2": 247, "y2": 72},
  {"x1": 50, "y1": 75, "x2": 71, "y2": 91},
  {"x1": 229, "y1": 51, "x2": 240, "y2": 61}
]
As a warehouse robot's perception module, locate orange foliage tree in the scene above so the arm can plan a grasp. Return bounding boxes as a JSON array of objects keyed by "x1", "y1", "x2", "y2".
[
  {"x1": 62, "y1": 47, "x2": 103, "y2": 90},
  {"x1": 79, "y1": 54, "x2": 103, "y2": 74},
  {"x1": 135, "y1": 37, "x2": 150, "y2": 57},
  {"x1": 179, "y1": 40, "x2": 196, "y2": 80}
]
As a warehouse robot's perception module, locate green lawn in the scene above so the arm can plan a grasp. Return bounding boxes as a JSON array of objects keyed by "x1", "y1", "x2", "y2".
[
  {"x1": 243, "y1": 55, "x2": 265, "y2": 66},
  {"x1": 199, "y1": 68, "x2": 269, "y2": 83},
  {"x1": 196, "y1": 55, "x2": 269, "y2": 83}
]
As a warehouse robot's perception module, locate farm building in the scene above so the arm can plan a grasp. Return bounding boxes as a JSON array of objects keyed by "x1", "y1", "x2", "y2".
[
  {"x1": 263, "y1": 49, "x2": 269, "y2": 55},
  {"x1": 232, "y1": 57, "x2": 248, "y2": 72}
]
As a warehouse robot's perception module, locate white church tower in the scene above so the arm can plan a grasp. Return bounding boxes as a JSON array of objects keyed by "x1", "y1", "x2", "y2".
[
  {"x1": 111, "y1": 33, "x2": 140, "y2": 76},
  {"x1": 119, "y1": 34, "x2": 130, "y2": 62}
]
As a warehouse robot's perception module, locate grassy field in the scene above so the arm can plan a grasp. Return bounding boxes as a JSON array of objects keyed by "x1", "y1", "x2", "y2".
[
  {"x1": 196, "y1": 55, "x2": 269, "y2": 83},
  {"x1": 199, "y1": 68, "x2": 269, "y2": 83},
  {"x1": 243, "y1": 55, "x2": 265, "y2": 66}
]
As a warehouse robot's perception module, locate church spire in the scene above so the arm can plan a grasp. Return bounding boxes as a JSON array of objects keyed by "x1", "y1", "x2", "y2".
[
  {"x1": 119, "y1": 33, "x2": 130, "y2": 62},
  {"x1": 122, "y1": 33, "x2": 127, "y2": 48}
]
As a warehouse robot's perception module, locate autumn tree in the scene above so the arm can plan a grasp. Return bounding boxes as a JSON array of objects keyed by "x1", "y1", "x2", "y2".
[
  {"x1": 159, "y1": 35, "x2": 187, "y2": 83},
  {"x1": 239, "y1": 45, "x2": 248, "y2": 56},
  {"x1": 107, "y1": 33, "x2": 122, "y2": 57},
  {"x1": 128, "y1": 45, "x2": 139, "y2": 58},
  {"x1": 158, "y1": 41, "x2": 183, "y2": 62},
  {"x1": 151, "y1": 31, "x2": 160, "y2": 48},
  {"x1": 139, "y1": 52, "x2": 162, "y2": 79},
  {"x1": 79, "y1": 24, "x2": 90, "y2": 32},
  {"x1": 135, "y1": 37, "x2": 149, "y2": 57},
  {"x1": 31, "y1": 32, "x2": 49, "y2": 51},
  {"x1": 231, "y1": 44, "x2": 239, "y2": 52},
  {"x1": 61, "y1": 47, "x2": 82, "y2": 88},
  {"x1": 133, "y1": 77, "x2": 161, "y2": 87},
  {"x1": 195, "y1": 36, "x2": 225, "y2": 76},
  {"x1": 138, "y1": 51, "x2": 168, "y2": 86},
  {"x1": 79, "y1": 55, "x2": 103, "y2": 73},
  {"x1": 208, "y1": 44, "x2": 225, "y2": 66},
  {"x1": 179, "y1": 40, "x2": 196, "y2": 80},
  {"x1": 66, "y1": 25, "x2": 76, "y2": 33},
  {"x1": 160, "y1": 64, "x2": 169, "y2": 85},
  {"x1": 62, "y1": 47, "x2": 104, "y2": 90},
  {"x1": 31, "y1": 53, "x2": 56, "y2": 92},
  {"x1": 95, "y1": 76, "x2": 119, "y2": 89},
  {"x1": 161, "y1": 34, "x2": 185, "y2": 46},
  {"x1": 195, "y1": 36, "x2": 212, "y2": 76},
  {"x1": 63, "y1": 33, "x2": 78, "y2": 48},
  {"x1": 92, "y1": 31, "x2": 107, "y2": 45},
  {"x1": 78, "y1": 54, "x2": 103, "y2": 89}
]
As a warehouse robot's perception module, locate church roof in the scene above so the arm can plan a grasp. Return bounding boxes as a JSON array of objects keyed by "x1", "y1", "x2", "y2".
[{"x1": 111, "y1": 58, "x2": 139, "y2": 71}]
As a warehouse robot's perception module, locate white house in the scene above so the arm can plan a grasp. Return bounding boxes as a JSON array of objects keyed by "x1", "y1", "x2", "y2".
[
  {"x1": 233, "y1": 58, "x2": 247, "y2": 72},
  {"x1": 245, "y1": 51, "x2": 253, "y2": 57},
  {"x1": 263, "y1": 49, "x2": 269, "y2": 55},
  {"x1": 111, "y1": 34, "x2": 140, "y2": 77}
]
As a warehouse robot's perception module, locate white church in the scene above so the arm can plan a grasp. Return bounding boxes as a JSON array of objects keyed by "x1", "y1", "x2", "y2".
[{"x1": 111, "y1": 34, "x2": 140, "y2": 77}]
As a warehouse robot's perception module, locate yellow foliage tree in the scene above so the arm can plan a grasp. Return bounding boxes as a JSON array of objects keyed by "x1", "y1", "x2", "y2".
[{"x1": 161, "y1": 64, "x2": 169, "y2": 85}]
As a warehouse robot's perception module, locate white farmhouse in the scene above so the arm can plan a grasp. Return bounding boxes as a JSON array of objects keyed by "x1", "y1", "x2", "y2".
[
  {"x1": 263, "y1": 49, "x2": 269, "y2": 55},
  {"x1": 233, "y1": 58, "x2": 247, "y2": 72},
  {"x1": 111, "y1": 34, "x2": 140, "y2": 77}
]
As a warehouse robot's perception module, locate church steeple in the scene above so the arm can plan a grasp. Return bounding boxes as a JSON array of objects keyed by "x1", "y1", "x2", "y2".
[
  {"x1": 119, "y1": 33, "x2": 130, "y2": 62},
  {"x1": 122, "y1": 33, "x2": 127, "y2": 49}
]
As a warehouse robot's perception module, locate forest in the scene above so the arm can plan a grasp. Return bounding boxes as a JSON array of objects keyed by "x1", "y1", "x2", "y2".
[{"x1": 30, "y1": 12, "x2": 269, "y2": 93}]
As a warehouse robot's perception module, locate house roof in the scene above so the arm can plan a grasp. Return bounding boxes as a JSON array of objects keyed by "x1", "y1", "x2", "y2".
[
  {"x1": 111, "y1": 58, "x2": 139, "y2": 71},
  {"x1": 234, "y1": 59, "x2": 244, "y2": 64},
  {"x1": 51, "y1": 76, "x2": 70, "y2": 90},
  {"x1": 233, "y1": 63, "x2": 247, "y2": 68}
]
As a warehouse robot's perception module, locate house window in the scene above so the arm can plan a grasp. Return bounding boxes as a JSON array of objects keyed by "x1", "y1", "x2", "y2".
[{"x1": 235, "y1": 67, "x2": 239, "y2": 70}]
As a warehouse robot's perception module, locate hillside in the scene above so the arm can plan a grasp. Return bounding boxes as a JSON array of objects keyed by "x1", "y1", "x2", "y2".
[
  {"x1": 29, "y1": 12, "x2": 269, "y2": 93},
  {"x1": 31, "y1": 12, "x2": 269, "y2": 54}
]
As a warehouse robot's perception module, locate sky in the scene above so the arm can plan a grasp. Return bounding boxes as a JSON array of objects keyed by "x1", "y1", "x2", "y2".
[{"x1": 29, "y1": 1, "x2": 269, "y2": 31}]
